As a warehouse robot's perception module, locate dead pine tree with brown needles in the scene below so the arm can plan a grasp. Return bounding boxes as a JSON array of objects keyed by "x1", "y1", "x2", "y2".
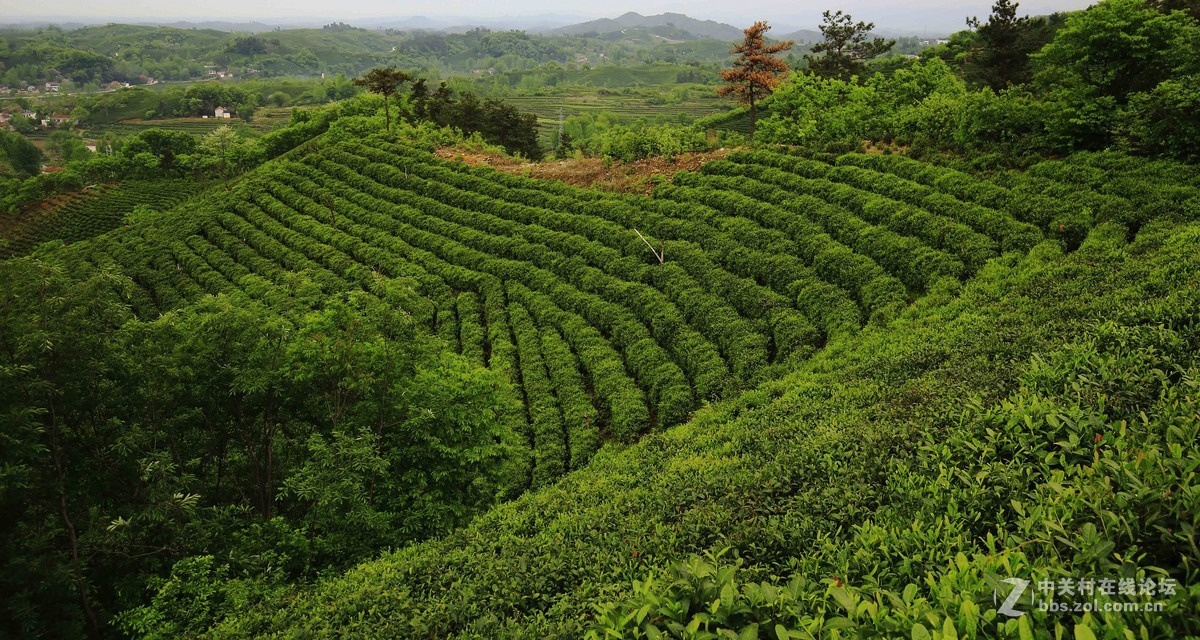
[{"x1": 718, "y1": 22, "x2": 793, "y2": 139}]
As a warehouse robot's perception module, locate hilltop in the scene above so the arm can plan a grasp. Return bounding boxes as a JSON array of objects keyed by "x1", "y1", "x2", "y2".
[{"x1": 550, "y1": 12, "x2": 745, "y2": 41}]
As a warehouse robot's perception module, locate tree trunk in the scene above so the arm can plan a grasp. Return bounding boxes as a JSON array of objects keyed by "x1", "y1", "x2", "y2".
[
  {"x1": 50, "y1": 429, "x2": 101, "y2": 636},
  {"x1": 749, "y1": 94, "x2": 757, "y2": 141},
  {"x1": 384, "y1": 94, "x2": 391, "y2": 132},
  {"x1": 264, "y1": 420, "x2": 276, "y2": 520}
]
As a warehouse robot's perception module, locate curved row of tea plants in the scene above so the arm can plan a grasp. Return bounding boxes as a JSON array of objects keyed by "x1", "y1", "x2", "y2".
[
  {"x1": 208, "y1": 218, "x2": 1200, "y2": 640},
  {"x1": 43, "y1": 140, "x2": 1123, "y2": 492},
  {"x1": 2, "y1": 179, "x2": 205, "y2": 257}
]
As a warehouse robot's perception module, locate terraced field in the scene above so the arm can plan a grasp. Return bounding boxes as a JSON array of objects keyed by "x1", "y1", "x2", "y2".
[
  {"x1": 12, "y1": 135, "x2": 1200, "y2": 639},
  {"x1": 55, "y1": 143, "x2": 1162, "y2": 491},
  {"x1": 502, "y1": 91, "x2": 731, "y2": 141},
  {"x1": 1, "y1": 179, "x2": 208, "y2": 258}
]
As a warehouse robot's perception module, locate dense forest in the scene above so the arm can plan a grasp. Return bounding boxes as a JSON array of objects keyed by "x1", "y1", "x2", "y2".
[{"x1": 1, "y1": 0, "x2": 1199, "y2": 638}]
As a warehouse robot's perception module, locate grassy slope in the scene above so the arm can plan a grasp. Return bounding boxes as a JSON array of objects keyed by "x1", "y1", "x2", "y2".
[{"x1": 214, "y1": 220, "x2": 1200, "y2": 637}]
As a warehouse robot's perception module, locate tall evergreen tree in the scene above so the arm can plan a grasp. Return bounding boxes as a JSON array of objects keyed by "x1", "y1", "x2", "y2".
[
  {"x1": 1151, "y1": 0, "x2": 1200, "y2": 19},
  {"x1": 965, "y1": 0, "x2": 1056, "y2": 89},
  {"x1": 804, "y1": 11, "x2": 895, "y2": 81},
  {"x1": 718, "y1": 21, "x2": 793, "y2": 139}
]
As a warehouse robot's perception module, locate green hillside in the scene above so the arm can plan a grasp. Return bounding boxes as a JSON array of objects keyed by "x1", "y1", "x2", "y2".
[
  {"x1": 0, "y1": 179, "x2": 208, "y2": 258},
  {"x1": 185, "y1": 143, "x2": 1197, "y2": 638},
  {"x1": 502, "y1": 88, "x2": 729, "y2": 142},
  {"x1": 3, "y1": 0, "x2": 1199, "y2": 636},
  {"x1": 213, "y1": 212, "x2": 1200, "y2": 639},
  {"x1": 47, "y1": 139, "x2": 1090, "y2": 449},
  {"x1": 0, "y1": 21, "x2": 737, "y2": 87},
  {"x1": 3, "y1": 119, "x2": 1197, "y2": 635}
]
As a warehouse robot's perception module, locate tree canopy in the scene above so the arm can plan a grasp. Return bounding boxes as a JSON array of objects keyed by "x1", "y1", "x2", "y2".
[
  {"x1": 803, "y1": 10, "x2": 895, "y2": 81},
  {"x1": 717, "y1": 21, "x2": 793, "y2": 139},
  {"x1": 352, "y1": 67, "x2": 414, "y2": 132},
  {"x1": 964, "y1": 0, "x2": 1048, "y2": 90}
]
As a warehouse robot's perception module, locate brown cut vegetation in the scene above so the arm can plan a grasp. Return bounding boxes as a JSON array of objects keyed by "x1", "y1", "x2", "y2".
[{"x1": 433, "y1": 147, "x2": 735, "y2": 195}]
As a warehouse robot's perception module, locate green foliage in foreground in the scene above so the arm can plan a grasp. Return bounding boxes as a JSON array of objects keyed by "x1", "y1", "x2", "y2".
[
  {"x1": 204, "y1": 221, "x2": 1200, "y2": 637},
  {"x1": 591, "y1": 321, "x2": 1200, "y2": 638},
  {"x1": 0, "y1": 277, "x2": 519, "y2": 638}
]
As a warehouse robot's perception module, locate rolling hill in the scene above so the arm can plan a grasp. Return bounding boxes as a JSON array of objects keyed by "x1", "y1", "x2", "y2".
[
  {"x1": 26, "y1": 131, "x2": 1200, "y2": 487},
  {"x1": 5, "y1": 121, "x2": 1200, "y2": 636},
  {"x1": 775, "y1": 28, "x2": 825, "y2": 43},
  {"x1": 211, "y1": 206, "x2": 1200, "y2": 639},
  {"x1": 50, "y1": 141, "x2": 1069, "y2": 448},
  {"x1": 5, "y1": 0, "x2": 1199, "y2": 634},
  {"x1": 121, "y1": 140, "x2": 1195, "y2": 638}
]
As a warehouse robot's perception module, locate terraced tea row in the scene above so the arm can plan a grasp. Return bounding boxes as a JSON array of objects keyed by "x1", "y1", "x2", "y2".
[
  {"x1": 55, "y1": 142, "x2": 1077, "y2": 489},
  {"x1": 2, "y1": 180, "x2": 207, "y2": 258}
]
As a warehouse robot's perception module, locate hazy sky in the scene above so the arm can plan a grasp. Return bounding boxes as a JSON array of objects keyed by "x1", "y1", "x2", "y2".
[{"x1": 4, "y1": 0, "x2": 1098, "y2": 32}]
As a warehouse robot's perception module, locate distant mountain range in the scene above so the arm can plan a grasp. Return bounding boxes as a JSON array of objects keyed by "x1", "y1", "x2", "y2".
[
  {"x1": 547, "y1": 13, "x2": 832, "y2": 44},
  {"x1": 547, "y1": 12, "x2": 744, "y2": 41},
  {"x1": 0, "y1": 11, "x2": 950, "y2": 40},
  {"x1": 356, "y1": 14, "x2": 587, "y2": 33},
  {"x1": 775, "y1": 29, "x2": 824, "y2": 43}
]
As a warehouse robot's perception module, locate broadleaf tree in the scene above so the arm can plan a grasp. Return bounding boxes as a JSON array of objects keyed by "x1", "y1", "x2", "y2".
[
  {"x1": 718, "y1": 21, "x2": 793, "y2": 139},
  {"x1": 352, "y1": 67, "x2": 414, "y2": 132}
]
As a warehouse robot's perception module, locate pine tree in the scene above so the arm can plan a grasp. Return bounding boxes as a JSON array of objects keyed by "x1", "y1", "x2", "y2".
[
  {"x1": 804, "y1": 11, "x2": 895, "y2": 81},
  {"x1": 966, "y1": 0, "x2": 1034, "y2": 89},
  {"x1": 1151, "y1": 0, "x2": 1200, "y2": 19},
  {"x1": 718, "y1": 21, "x2": 793, "y2": 140}
]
